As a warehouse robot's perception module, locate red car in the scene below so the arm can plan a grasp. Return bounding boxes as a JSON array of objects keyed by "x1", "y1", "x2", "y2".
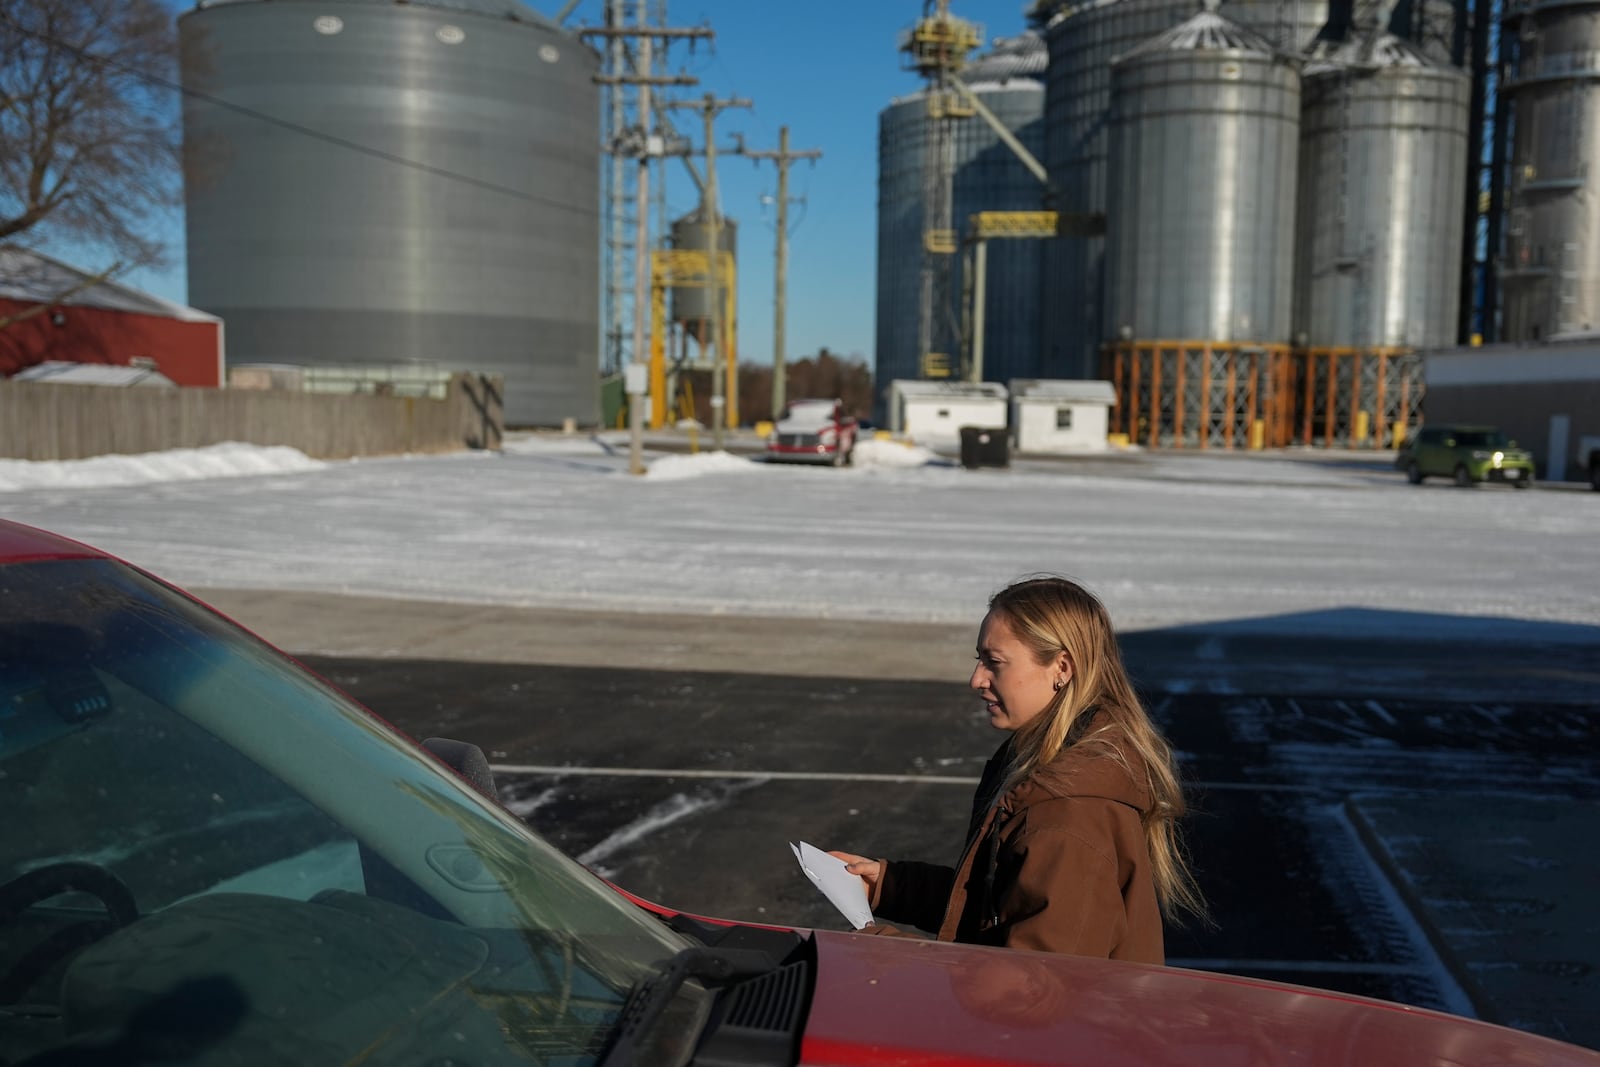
[
  {"x1": 766, "y1": 398, "x2": 859, "y2": 466},
  {"x1": 0, "y1": 518, "x2": 1594, "y2": 1067}
]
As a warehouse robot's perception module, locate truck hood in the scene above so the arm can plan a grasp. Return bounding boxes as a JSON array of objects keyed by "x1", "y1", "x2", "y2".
[{"x1": 797, "y1": 930, "x2": 1596, "y2": 1067}]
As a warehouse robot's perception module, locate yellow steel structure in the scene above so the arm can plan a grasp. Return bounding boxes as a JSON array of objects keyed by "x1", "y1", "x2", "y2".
[
  {"x1": 960, "y1": 210, "x2": 1105, "y2": 380},
  {"x1": 925, "y1": 91, "x2": 976, "y2": 119},
  {"x1": 1101, "y1": 341, "x2": 1425, "y2": 451},
  {"x1": 968, "y1": 211, "x2": 1060, "y2": 239},
  {"x1": 966, "y1": 210, "x2": 1106, "y2": 239},
  {"x1": 1104, "y1": 341, "x2": 1296, "y2": 451},
  {"x1": 649, "y1": 248, "x2": 737, "y2": 430},
  {"x1": 1294, "y1": 346, "x2": 1423, "y2": 450},
  {"x1": 900, "y1": 6, "x2": 982, "y2": 77}
]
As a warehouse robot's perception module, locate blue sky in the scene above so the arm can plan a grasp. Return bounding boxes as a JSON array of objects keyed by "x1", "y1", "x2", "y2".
[{"x1": 117, "y1": 0, "x2": 1037, "y2": 369}]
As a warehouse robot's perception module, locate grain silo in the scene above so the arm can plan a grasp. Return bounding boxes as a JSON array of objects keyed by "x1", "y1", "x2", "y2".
[
  {"x1": 1499, "y1": 0, "x2": 1600, "y2": 341},
  {"x1": 875, "y1": 31, "x2": 1049, "y2": 391},
  {"x1": 669, "y1": 208, "x2": 737, "y2": 345},
  {"x1": 1036, "y1": 0, "x2": 1195, "y2": 380},
  {"x1": 1103, "y1": 5, "x2": 1302, "y2": 447},
  {"x1": 1295, "y1": 34, "x2": 1468, "y2": 349},
  {"x1": 179, "y1": 0, "x2": 600, "y2": 426},
  {"x1": 664, "y1": 206, "x2": 738, "y2": 424},
  {"x1": 1290, "y1": 31, "x2": 1466, "y2": 446}
]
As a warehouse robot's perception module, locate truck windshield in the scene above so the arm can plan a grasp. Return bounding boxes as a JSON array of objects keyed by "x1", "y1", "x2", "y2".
[
  {"x1": 778, "y1": 401, "x2": 836, "y2": 425},
  {"x1": 0, "y1": 557, "x2": 707, "y2": 1066}
]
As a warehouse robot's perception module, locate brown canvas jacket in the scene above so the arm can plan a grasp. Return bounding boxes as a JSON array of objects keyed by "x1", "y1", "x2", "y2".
[{"x1": 867, "y1": 729, "x2": 1165, "y2": 963}]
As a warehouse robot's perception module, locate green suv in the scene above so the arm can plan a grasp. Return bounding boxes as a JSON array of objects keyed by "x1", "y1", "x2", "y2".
[{"x1": 1397, "y1": 425, "x2": 1535, "y2": 488}]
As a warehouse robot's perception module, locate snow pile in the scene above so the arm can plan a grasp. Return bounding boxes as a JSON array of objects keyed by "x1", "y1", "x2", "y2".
[
  {"x1": 0, "y1": 443, "x2": 324, "y2": 493},
  {"x1": 643, "y1": 451, "x2": 758, "y2": 481},
  {"x1": 852, "y1": 437, "x2": 938, "y2": 469}
]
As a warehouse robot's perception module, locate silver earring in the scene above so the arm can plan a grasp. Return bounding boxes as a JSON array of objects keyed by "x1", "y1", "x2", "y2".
[{"x1": 1053, "y1": 679, "x2": 1065, "y2": 691}]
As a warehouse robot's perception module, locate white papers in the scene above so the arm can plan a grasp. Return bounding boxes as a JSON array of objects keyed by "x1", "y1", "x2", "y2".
[{"x1": 790, "y1": 841, "x2": 874, "y2": 930}]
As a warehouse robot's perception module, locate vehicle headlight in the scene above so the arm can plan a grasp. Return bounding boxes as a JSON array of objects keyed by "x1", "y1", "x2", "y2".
[{"x1": 1493, "y1": 451, "x2": 1504, "y2": 464}]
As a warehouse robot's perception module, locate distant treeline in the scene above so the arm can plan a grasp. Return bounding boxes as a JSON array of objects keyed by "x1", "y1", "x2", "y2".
[{"x1": 676, "y1": 348, "x2": 874, "y2": 426}]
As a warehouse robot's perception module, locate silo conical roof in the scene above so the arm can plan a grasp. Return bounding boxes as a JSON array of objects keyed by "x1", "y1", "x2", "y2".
[
  {"x1": 961, "y1": 31, "x2": 1048, "y2": 84},
  {"x1": 1120, "y1": 7, "x2": 1280, "y2": 57},
  {"x1": 1304, "y1": 31, "x2": 1441, "y2": 75},
  {"x1": 190, "y1": 0, "x2": 556, "y2": 28}
]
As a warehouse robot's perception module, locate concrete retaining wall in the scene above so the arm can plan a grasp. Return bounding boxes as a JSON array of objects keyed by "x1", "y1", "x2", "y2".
[{"x1": 0, "y1": 373, "x2": 503, "y2": 461}]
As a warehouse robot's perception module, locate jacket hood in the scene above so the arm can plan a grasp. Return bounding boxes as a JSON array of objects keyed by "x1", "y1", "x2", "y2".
[{"x1": 1007, "y1": 724, "x2": 1153, "y2": 815}]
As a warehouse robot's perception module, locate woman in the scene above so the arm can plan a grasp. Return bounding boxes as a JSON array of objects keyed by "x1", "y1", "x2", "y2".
[{"x1": 829, "y1": 576, "x2": 1202, "y2": 962}]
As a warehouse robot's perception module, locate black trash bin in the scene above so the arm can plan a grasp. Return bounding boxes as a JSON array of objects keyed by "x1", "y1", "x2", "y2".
[{"x1": 959, "y1": 426, "x2": 1010, "y2": 470}]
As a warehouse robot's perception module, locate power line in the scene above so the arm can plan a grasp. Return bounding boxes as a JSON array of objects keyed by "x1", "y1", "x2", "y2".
[{"x1": 0, "y1": 9, "x2": 604, "y2": 222}]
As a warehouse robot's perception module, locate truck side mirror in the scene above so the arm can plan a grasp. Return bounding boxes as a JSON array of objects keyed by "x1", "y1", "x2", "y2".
[{"x1": 423, "y1": 737, "x2": 497, "y2": 800}]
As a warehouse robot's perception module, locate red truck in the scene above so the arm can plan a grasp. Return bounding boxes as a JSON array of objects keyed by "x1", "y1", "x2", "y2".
[{"x1": 765, "y1": 397, "x2": 858, "y2": 466}]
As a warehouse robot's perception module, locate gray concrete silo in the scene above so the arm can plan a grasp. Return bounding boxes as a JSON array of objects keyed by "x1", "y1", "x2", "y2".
[
  {"x1": 179, "y1": 0, "x2": 600, "y2": 426},
  {"x1": 876, "y1": 32, "x2": 1048, "y2": 390},
  {"x1": 1105, "y1": 9, "x2": 1301, "y2": 344},
  {"x1": 1294, "y1": 33, "x2": 1469, "y2": 349},
  {"x1": 1500, "y1": 0, "x2": 1600, "y2": 340}
]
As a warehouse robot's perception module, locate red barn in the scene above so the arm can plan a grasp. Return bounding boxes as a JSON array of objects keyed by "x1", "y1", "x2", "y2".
[{"x1": 0, "y1": 248, "x2": 223, "y2": 387}]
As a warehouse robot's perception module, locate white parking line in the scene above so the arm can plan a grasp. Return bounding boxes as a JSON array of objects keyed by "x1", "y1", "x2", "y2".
[{"x1": 489, "y1": 763, "x2": 1327, "y2": 793}]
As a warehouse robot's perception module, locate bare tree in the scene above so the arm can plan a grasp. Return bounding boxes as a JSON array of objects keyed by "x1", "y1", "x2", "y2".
[
  {"x1": 737, "y1": 349, "x2": 875, "y2": 424},
  {"x1": 0, "y1": 0, "x2": 183, "y2": 277}
]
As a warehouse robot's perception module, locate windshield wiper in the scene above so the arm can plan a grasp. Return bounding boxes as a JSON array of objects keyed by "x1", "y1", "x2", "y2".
[{"x1": 598, "y1": 946, "x2": 776, "y2": 1067}]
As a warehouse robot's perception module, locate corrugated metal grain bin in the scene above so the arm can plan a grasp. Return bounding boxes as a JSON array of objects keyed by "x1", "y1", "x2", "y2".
[
  {"x1": 1294, "y1": 33, "x2": 1469, "y2": 350},
  {"x1": 1104, "y1": 9, "x2": 1300, "y2": 345},
  {"x1": 1038, "y1": 0, "x2": 1195, "y2": 378},
  {"x1": 1499, "y1": 0, "x2": 1600, "y2": 341},
  {"x1": 180, "y1": 0, "x2": 600, "y2": 426},
  {"x1": 876, "y1": 32, "x2": 1049, "y2": 391}
]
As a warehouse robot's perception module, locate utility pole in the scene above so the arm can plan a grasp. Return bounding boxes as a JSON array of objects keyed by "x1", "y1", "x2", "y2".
[
  {"x1": 746, "y1": 126, "x2": 821, "y2": 421},
  {"x1": 669, "y1": 93, "x2": 751, "y2": 451},
  {"x1": 582, "y1": 15, "x2": 713, "y2": 474},
  {"x1": 629, "y1": 8, "x2": 653, "y2": 475},
  {"x1": 602, "y1": 1, "x2": 627, "y2": 378}
]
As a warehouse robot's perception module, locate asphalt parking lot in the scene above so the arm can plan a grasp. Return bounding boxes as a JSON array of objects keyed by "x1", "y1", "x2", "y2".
[{"x1": 205, "y1": 589, "x2": 1600, "y2": 1051}]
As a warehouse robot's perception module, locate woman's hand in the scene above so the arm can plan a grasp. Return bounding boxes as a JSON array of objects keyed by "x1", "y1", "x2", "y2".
[{"x1": 827, "y1": 851, "x2": 882, "y2": 899}]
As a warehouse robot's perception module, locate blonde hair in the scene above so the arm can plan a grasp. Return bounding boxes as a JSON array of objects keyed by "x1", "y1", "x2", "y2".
[{"x1": 988, "y1": 576, "x2": 1206, "y2": 924}]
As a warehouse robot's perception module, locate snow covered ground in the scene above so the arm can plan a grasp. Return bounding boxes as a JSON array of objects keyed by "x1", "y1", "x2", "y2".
[{"x1": 2, "y1": 436, "x2": 1597, "y2": 640}]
